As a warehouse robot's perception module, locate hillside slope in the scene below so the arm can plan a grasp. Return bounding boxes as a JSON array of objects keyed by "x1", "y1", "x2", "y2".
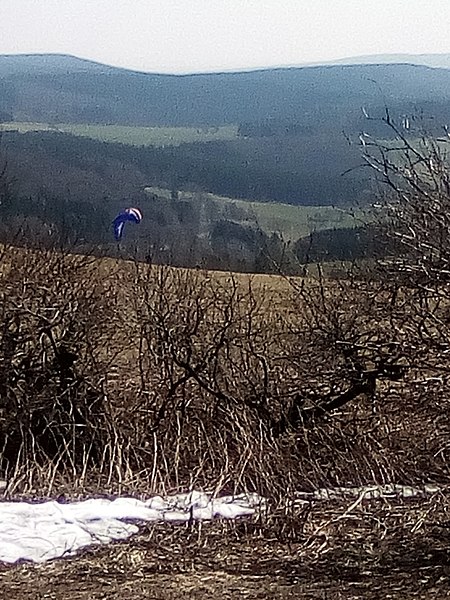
[{"x1": 2, "y1": 54, "x2": 450, "y2": 126}]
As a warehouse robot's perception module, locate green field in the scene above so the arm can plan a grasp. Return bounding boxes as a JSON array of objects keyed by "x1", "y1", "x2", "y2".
[
  {"x1": 240, "y1": 200, "x2": 368, "y2": 239},
  {"x1": 144, "y1": 186, "x2": 369, "y2": 240},
  {"x1": 0, "y1": 122, "x2": 239, "y2": 147}
]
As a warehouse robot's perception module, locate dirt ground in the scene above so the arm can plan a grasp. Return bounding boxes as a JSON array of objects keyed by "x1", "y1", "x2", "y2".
[
  {"x1": 1, "y1": 495, "x2": 449, "y2": 600},
  {"x1": 0, "y1": 541, "x2": 447, "y2": 600}
]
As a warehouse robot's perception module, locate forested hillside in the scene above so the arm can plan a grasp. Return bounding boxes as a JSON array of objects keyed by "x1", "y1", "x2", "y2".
[
  {"x1": 1, "y1": 129, "x2": 368, "y2": 206},
  {"x1": 2, "y1": 54, "x2": 450, "y2": 128}
]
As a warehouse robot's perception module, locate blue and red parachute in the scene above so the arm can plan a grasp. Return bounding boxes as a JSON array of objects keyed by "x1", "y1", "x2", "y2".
[{"x1": 113, "y1": 208, "x2": 143, "y2": 241}]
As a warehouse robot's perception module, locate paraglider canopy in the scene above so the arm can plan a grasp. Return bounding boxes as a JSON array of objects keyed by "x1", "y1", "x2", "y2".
[{"x1": 113, "y1": 207, "x2": 143, "y2": 241}]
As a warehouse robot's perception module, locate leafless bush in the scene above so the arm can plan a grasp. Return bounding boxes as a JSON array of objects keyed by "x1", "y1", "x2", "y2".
[
  {"x1": 103, "y1": 256, "x2": 448, "y2": 498},
  {"x1": 109, "y1": 265, "x2": 292, "y2": 496},
  {"x1": 0, "y1": 245, "x2": 121, "y2": 487},
  {"x1": 361, "y1": 112, "x2": 450, "y2": 283},
  {"x1": 284, "y1": 270, "x2": 450, "y2": 486}
]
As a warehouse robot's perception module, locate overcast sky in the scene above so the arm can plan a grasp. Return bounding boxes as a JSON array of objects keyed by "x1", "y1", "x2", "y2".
[{"x1": 1, "y1": 0, "x2": 449, "y2": 73}]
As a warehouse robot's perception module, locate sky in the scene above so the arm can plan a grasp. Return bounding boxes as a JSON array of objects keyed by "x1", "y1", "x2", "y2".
[{"x1": 1, "y1": 0, "x2": 449, "y2": 73}]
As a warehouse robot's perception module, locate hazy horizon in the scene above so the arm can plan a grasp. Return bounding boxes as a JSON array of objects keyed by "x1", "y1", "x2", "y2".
[
  {"x1": 4, "y1": 50, "x2": 450, "y2": 76},
  {"x1": 1, "y1": 0, "x2": 449, "y2": 74}
]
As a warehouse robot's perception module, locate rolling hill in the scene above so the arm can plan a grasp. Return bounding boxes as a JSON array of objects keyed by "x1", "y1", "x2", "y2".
[
  {"x1": 1, "y1": 54, "x2": 450, "y2": 127},
  {"x1": 296, "y1": 53, "x2": 450, "y2": 70}
]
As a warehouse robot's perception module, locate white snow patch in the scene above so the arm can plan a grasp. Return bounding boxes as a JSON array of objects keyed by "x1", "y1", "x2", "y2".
[
  {"x1": 295, "y1": 484, "x2": 441, "y2": 501},
  {"x1": 0, "y1": 491, "x2": 264, "y2": 564}
]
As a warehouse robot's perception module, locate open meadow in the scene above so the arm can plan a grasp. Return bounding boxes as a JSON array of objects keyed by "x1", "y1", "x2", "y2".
[
  {"x1": 0, "y1": 122, "x2": 240, "y2": 147},
  {"x1": 0, "y1": 243, "x2": 448, "y2": 598},
  {"x1": 144, "y1": 186, "x2": 369, "y2": 241}
]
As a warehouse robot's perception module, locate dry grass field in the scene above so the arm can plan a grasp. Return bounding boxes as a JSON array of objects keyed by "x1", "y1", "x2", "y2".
[{"x1": 0, "y1": 245, "x2": 448, "y2": 598}]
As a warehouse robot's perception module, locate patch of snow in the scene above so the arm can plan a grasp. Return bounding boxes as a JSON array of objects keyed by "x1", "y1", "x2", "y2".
[
  {"x1": 0, "y1": 491, "x2": 264, "y2": 564},
  {"x1": 295, "y1": 484, "x2": 441, "y2": 501}
]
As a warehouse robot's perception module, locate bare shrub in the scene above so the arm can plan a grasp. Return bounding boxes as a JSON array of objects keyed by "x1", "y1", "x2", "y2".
[
  {"x1": 0, "y1": 245, "x2": 120, "y2": 487},
  {"x1": 361, "y1": 112, "x2": 450, "y2": 283},
  {"x1": 109, "y1": 258, "x2": 449, "y2": 498},
  {"x1": 110, "y1": 265, "x2": 293, "y2": 496}
]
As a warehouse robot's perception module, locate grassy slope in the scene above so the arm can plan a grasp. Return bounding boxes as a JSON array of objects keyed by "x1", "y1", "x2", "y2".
[
  {"x1": 144, "y1": 186, "x2": 369, "y2": 241},
  {"x1": 0, "y1": 122, "x2": 239, "y2": 147}
]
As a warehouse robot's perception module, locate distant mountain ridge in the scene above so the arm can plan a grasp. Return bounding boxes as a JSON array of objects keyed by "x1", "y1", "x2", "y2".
[
  {"x1": 1, "y1": 53, "x2": 450, "y2": 127},
  {"x1": 294, "y1": 53, "x2": 450, "y2": 71},
  {"x1": 0, "y1": 53, "x2": 115, "y2": 76},
  {"x1": 2, "y1": 52, "x2": 450, "y2": 76}
]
